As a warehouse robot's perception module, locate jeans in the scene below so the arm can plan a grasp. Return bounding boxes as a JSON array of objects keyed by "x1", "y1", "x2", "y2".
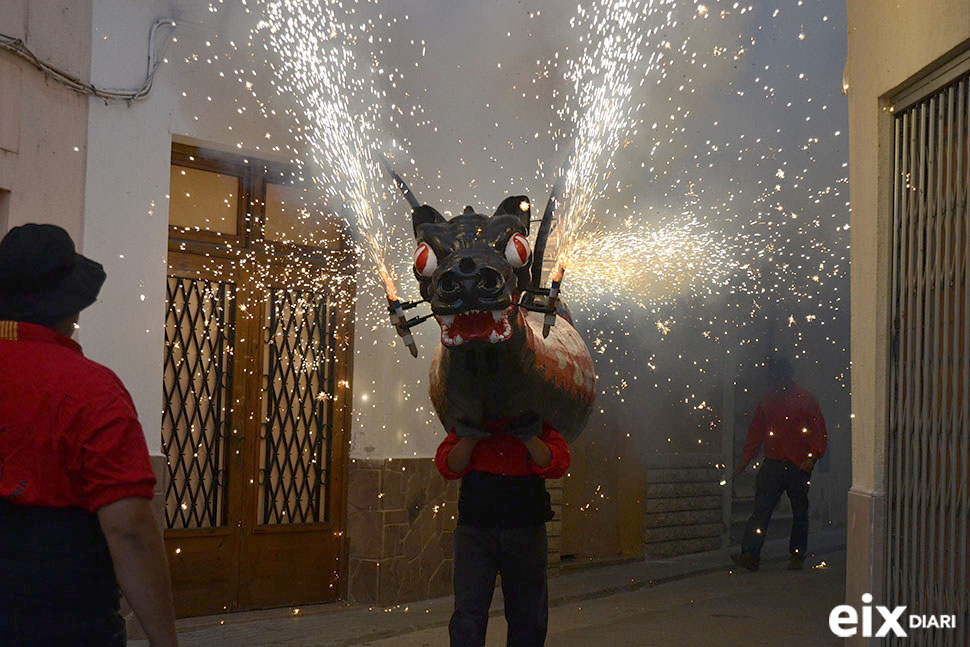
[
  {"x1": 449, "y1": 524, "x2": 548, "y2": 647},
  {"x1": 740, "y1": 459, "x2": 810, "y2": 562}
]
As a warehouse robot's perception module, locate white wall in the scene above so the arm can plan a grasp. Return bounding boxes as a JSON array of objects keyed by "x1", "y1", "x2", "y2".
[
  {"x1": 81, "y1": 1, "x2": 179, "y2": 454},
  {"x1": 0, "y1": 0, "x2": 91, "y2": 241}
]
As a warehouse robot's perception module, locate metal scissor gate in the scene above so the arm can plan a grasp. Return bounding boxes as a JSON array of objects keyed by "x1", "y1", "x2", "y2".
[{"x1": 888, "y1": 61, "x2": 970, "y2": 646}]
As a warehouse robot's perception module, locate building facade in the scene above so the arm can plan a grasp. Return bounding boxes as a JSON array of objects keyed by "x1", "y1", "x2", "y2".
[
  {"x1": 846, "y1": 2, "x2": 970, "y2": 645},
  {"x1": 2, "y1": 0, "x2": 866, "y2": 632},
  {"x1": 0, "y1": 0, "x2": 587, "y2": 624},
  {"x1": 0, "y1": 0, "x2": 459, "y2": 620}
]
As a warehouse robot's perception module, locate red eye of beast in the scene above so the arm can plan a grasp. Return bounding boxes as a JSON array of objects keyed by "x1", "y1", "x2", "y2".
[
  {"x1": 414, "y1": 242, "x2": 437, "y2": 277},
  {"x1": 504, "y1": 233, "x2": 530, "y2": 268}
]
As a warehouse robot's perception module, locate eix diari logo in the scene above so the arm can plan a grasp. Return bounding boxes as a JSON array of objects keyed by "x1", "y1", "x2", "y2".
[{"x1": 829, "y1": 594, "x2": 957, "y2": 638}]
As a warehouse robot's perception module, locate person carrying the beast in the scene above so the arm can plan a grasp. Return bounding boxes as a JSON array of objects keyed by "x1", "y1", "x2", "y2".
[{"x1": 436, "y1": 416, "x2": 569, "y2": 647}]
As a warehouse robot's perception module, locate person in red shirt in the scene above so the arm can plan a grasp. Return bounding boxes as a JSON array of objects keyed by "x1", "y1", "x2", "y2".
[
  {"x1": 732, "y1": 356, "x2": 828, "y2": 571},
  {"x1": 435, "y1": 414, "x2": 569, "y2": 647},
  {"x1": 0, "y1": 224, "x2": 178, "y2": 647}
]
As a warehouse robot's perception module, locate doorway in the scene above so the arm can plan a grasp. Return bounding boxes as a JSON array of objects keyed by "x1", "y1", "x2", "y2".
[{"x1": 161, "y1": 143, "x2": 355, "y2": 616}]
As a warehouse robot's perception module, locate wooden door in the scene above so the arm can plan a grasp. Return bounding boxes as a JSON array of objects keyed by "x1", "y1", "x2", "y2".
[
  {"x1": 162, "y1": 252, "x2": 352, "y2": 616},
  {"x1": 236, "y1": 273, "x2": 351, "y2": 609}
]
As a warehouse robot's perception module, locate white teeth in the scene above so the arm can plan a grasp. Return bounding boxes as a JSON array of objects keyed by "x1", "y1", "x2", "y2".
[
  {"x1": 453, "y1": 334, "x2": 463, "y2": 345},
  {"x1": 439, "y1": 314, "x2": 455, "y2": 327},
  {"x1": 491, "y1": 310, "x2": 504, "y2": 322},
  {"x1": 488, "y1": 322, "x2": 513, "y2": 344}
]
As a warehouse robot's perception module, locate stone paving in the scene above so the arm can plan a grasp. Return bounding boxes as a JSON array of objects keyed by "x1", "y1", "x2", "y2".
[{"x1": 132, "y1": 529, "x2": 845, "y2": 647}]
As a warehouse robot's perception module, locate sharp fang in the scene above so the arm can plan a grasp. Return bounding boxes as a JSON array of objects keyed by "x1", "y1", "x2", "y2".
[
  {"x1": 439, "y1": 314, "x2": 455, "y2": 326},
  {"x1": 490, "y1": 310, "x2": 504, "y2": 322},
  {"x1": 453, "y1": 335, "x2": 463, "y2": 345},
  {"x1": 489, "y1": 331, "x2": 502, "y2": 343}
]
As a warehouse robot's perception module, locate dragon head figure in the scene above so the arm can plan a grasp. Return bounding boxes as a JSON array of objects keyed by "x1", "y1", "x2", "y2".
[{"x1": 410, "y1": 196, "x2": 533, "y2": 348}]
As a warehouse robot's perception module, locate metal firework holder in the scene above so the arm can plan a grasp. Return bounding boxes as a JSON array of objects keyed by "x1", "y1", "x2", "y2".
[{"x1": 378, "y1": 155, "x2": 567, "y2": 356}]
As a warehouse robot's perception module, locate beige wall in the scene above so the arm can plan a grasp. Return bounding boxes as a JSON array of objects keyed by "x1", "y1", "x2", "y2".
[
  {"x1": 0, "y1": 0, "x2": 92, "y2": 241},
  {"x1": 845, "y1": 0, "x2": 970, "y2": 630}
]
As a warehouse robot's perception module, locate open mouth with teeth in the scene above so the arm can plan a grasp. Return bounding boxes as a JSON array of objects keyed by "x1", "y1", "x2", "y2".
[{"x1": 435, "y1": 306, "x2": 516, "y2": 347}]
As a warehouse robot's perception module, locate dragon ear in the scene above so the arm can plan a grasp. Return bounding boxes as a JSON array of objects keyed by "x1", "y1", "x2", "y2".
[
  {"x1": 493, "y1": 195, "x2": 531, "y2": 234},
  {"x1": 411, "y1": 205, "x2": 446, "y2": 238}
]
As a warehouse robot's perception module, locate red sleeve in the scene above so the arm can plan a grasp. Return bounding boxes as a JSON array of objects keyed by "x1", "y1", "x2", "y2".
[
  {"x1": 530, "y1": 423, "x2": 570, "y2": 479},
  {"x1": 741, "y1": 403, "x2": 767, "y2": 465},
  {"x1": 808, "y1": 398, "x2": 828, "y2": 459},
  {"x1": 77, "y1": 388, "x2": 156, "y2": 513},
  {"x1": 434, "y1": 430, "x2": 469, "y2": 480}
]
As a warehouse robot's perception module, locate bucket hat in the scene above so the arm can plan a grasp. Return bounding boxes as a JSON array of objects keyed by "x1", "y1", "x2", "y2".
[{"x1": 0, "y1": 224, "x2": 106, "y2": 326}]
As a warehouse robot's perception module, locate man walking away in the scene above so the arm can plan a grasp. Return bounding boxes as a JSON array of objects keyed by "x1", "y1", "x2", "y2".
[
  {"x1": 0, "y1": 224, "x2": 178, "y2": 647},
  {"x1": 732, "y1": 356, "x2": 827, "y2": 571}
]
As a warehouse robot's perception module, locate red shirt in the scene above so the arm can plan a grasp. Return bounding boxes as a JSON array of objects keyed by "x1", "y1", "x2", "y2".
[
  {"x1": 435, "y1": 419, "x2": 570, "y2": 480},
  {"x1": 0, "y1": 321, "x2": 156, "y2": 513},
  {"x1": 742, "y1": 382, "x2": 828, "y2": 467}
]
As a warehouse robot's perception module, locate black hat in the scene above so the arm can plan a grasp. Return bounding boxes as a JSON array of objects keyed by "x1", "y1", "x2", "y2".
[{"x1": 0, "y1": 224, "x2": 106, "y2": 326}]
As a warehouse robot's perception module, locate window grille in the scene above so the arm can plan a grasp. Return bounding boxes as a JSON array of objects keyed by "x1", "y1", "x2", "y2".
[
  {"x1": 258, "y1": 288, "x2": 337, "y2": 525},
  {"x1": 162, "y1": 277, "x2": 235, "y2": 529}
]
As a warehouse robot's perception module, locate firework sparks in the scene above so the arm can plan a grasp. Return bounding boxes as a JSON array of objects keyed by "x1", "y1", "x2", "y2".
[
  {"x1": 558, "y1": 216, "x2": 741, "y2": 309},
  {"x1": 256, "y1": 1, "x2": 398, "y2": 294},
  {"x1": 169, "y1": 0, "x2": 852, "y2": 459},
  {"x1": 551, "y1": 0, "x2": 678, "y2": 277}
]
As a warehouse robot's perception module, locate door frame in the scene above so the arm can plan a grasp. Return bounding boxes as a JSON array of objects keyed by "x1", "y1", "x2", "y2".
[{"x1": 163, "y1": 144, "x2": 355, "y2": 616}]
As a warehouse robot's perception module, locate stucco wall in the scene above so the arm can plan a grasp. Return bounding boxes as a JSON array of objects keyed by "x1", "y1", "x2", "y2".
[
  {"x1": 80, "y1": 0, "x2": 178, "y2": 455},
  {"x1": 0, "y1": 0, "x2": 91, "y2": 241},
  {"x1": 845, "y1": 0, "x2": 970, "y2": 621}
]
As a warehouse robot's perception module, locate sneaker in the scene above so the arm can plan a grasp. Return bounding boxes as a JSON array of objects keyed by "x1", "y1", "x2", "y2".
[
  {"x1": 731, "y1": 552, "x2": 759, "y2": 572},
  {"x1": 788, "y1": 555, "x2": 805, "y2": 570}
]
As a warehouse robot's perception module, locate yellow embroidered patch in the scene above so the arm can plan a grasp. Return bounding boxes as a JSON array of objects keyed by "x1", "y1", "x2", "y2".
[{"x1": 0, "y1": 321, "x2": 18, "y2": 341}]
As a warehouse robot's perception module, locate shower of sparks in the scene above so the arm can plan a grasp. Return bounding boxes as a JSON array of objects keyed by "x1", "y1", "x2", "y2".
[
  {"x1": 551, "y1": 0, "x2": 678, "y2": 276},
  {"x1": 165, "y1": 0, "x2": 851, "y2": 472},
  {"x1": 256, "y1": 0, "x2": 400, "y2": 298},
  {"x1": 558, "y1": 215, "x2": 741, "y2": 309}
]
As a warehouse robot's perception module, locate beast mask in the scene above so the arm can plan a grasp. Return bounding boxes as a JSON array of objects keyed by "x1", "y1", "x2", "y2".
[{"x1": 408, "y1": 196, "x2": 596, "y2": 443}]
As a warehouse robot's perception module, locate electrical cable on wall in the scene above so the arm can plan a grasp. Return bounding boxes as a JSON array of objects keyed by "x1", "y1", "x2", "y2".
[{"x1": 0, "y1": 18, "x2": 176, "y2": 103}]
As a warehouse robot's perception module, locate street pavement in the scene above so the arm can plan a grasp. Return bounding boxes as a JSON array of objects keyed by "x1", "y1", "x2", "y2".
[
  {"x1": 363, "y1": 551, "x2": 845, "y2": 647},
  {"x1": 134, "y1": 529, "x2": 845, "y2": 647}
]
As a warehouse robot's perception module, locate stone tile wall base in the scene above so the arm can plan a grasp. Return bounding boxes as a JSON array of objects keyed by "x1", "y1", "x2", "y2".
[
  {"x1": 348, "y1": 458, "x2": 459, "y2": 606},
  {"x1": 349, "y1": 460, "x2": 564, "y2": 605}
]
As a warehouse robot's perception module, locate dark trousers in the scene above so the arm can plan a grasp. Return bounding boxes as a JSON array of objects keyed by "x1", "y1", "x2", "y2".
[
  {"x1": 449, "y1": 524, "x2": 548, "y2": 647},
  {"x1": 0, "y1": 612, "x2": 126, "y2": 647},
  {"x1": 740, "y1": 459, "x2": 810, "y2": 562}
]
